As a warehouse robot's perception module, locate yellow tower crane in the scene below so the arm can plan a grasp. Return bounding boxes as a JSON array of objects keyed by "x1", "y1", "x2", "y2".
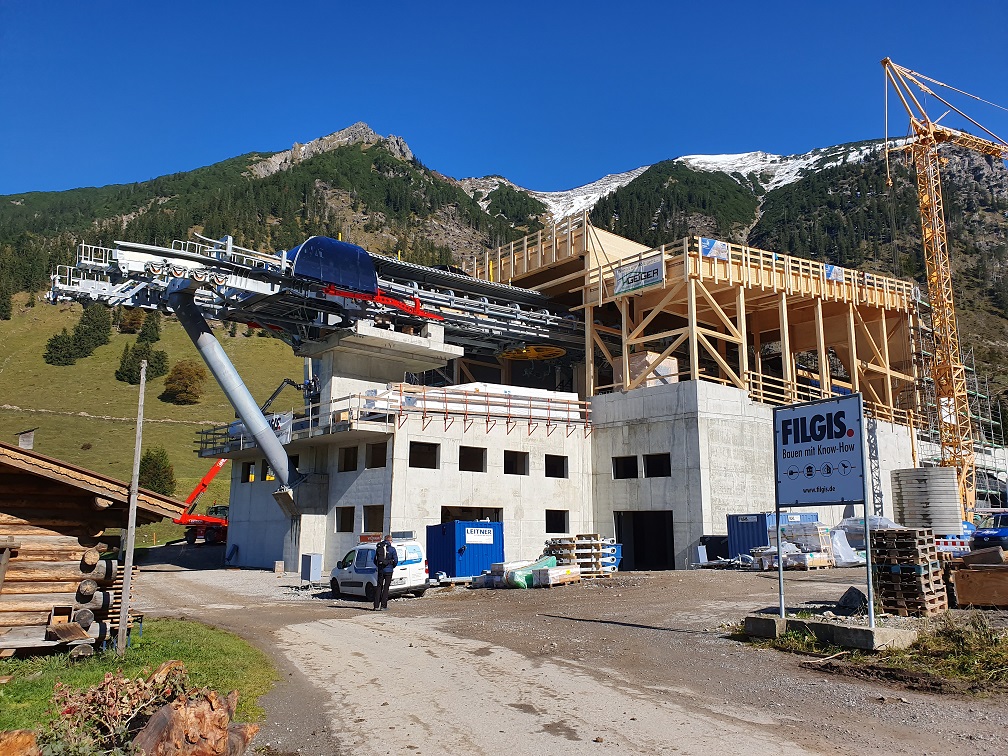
[{"x1": 882, "y1": 58, "x2": 1008, "y2": 520}]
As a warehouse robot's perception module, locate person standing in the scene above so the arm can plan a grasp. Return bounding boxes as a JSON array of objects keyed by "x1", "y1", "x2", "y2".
[{"x1": 374, "y1": 534, "x2": 398, "y2": 611}]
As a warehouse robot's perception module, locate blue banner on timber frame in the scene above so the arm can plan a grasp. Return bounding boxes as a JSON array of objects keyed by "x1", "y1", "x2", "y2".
[{"x1": 700, "y1": 237, "x2": 730, "y2": 260}]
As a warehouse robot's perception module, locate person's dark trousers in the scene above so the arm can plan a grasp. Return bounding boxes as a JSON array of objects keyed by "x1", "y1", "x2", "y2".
[{"x1": 375, "y1": 571, "x2": 393, "y2": 609}]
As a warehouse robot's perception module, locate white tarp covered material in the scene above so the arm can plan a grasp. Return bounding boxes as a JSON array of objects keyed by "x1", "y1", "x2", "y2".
[
  {"x1": 830, "y1": 529, "x2": 865, "y2": 567},
  {"x1": 833, "y1": 515, "x2": 901, "y2": 550},
  {"x1": 360, "y1": 383, "x2": 585, "y2": 423}
]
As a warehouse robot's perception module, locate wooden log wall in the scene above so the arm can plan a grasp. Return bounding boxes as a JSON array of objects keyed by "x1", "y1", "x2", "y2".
[{"x1": 0, "y1": 473, "x2": 138, "y2": 634}]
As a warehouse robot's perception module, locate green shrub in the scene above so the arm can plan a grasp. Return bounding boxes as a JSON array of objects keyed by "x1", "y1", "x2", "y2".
[{"x1": 161, "y1": 360, "x2": 209, "y2": 404}]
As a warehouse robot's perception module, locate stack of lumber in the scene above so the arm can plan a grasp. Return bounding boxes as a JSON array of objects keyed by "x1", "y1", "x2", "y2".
[
  {"x1": 871, "y1": 528, "x2": 948, "y2": 617},
  {"x1": 945, "y1": 547, "x2": 1008, "y2": 608},
  {"x1": 531, "y1": 564, "x2": 581, "y2": 588},
  {"x1": 544, "y1": 534, "x2": 611, "y2": 577}
]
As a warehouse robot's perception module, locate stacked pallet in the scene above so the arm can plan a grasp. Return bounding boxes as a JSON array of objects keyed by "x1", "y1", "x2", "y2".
[
  {"x1": 543, "y1": 534, "x2": 613, "y2": 577},
  {"x1": 870, "y1": 528, "x2": 948, "y2": 617}
]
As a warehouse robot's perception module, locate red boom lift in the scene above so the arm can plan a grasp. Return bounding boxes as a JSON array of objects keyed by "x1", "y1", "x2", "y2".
[{"x1": 173, "y1": 458, "x2": 230, "y2": 545}]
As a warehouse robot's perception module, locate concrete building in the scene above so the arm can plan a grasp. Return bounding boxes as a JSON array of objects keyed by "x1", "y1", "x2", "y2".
[{"x1": 200, "y1": 218, "x2": 927, "y2": 572}]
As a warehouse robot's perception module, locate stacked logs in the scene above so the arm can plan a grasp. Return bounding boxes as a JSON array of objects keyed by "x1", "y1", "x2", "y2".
[{"x1": 1, "y1": 488, "x2": 138, "y2": 645}]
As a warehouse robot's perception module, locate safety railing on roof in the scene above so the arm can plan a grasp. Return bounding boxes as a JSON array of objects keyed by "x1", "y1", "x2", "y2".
[
  {"x1": 463, "y1": 212, "x2": 589, "y2": 282},
  {"x1": 195, "y1": 384, "x2": 593, "y2": 456}
]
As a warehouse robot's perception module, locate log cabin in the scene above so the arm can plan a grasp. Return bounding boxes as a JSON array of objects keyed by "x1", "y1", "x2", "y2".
[{"x1": 0, "y1": 441, "x2": 184, "y2": 655}]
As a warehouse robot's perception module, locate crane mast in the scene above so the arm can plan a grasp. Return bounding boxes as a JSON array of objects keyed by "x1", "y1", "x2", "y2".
[{"x1": 882, "y1": 58, "x2": 1008, "y2": 520}]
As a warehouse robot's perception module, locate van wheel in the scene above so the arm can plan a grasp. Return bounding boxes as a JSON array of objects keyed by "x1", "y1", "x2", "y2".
[
  {"x1": 330, "y1": 579, "x2": 342, "y2": 599},
  {"x1": 364, "y1": 583, "x2": 375, "y2": 603}
]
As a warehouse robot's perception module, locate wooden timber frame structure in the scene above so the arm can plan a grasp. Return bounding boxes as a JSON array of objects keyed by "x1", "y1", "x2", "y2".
[
  {"x1": 0, "y1": 441, "x2": 184, "y2": 655},
  {"x1": 463, "y1": 212, "x2": 918, "y2": 428}
]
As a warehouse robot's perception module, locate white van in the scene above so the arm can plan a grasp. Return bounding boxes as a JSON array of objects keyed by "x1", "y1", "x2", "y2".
[{"x1": 330, "y1": 535, "x2": 429, "y2": 602}]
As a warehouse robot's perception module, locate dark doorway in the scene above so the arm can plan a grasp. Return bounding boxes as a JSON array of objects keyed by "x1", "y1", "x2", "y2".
[
  {"x1": 441, "y1": 506, "x2": 502, "y2": 523},
  {"x1": 614, "y1": 510, "x2": 675, "y2": 570}
]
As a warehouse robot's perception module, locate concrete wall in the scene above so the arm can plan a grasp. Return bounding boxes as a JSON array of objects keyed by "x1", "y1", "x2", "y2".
[
  {"x1": 387, "y1": 418, "x2": 593, "y2": 563},
  {"x1": 591, "y1": 381, "x2": 775, "y2": 569},
  {"x1": 226, "y1": 459, "x2": 294, "y2": 569},
  {"x1": 224, "y1": 378, "x2": 915, "y2": 573}
]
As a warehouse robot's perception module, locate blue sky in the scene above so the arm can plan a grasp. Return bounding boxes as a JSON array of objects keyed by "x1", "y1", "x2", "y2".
[{"x1": 1, "y1": 0, "x2": 1006, "y2": 195}]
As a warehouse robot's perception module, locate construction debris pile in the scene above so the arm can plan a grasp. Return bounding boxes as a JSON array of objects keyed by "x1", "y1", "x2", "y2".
[{"x1": 469, "y1": 535, "x2": 620, "y2": 589}]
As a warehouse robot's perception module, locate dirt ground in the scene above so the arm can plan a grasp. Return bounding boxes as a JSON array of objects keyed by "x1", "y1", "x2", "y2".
[{"x1": 137, "y1": 545, "x2": 1006, "y2": 755}]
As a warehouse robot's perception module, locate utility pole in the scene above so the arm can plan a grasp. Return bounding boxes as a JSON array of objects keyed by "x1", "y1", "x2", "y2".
[{"x1": 117, "y1": 360, "x2": 146, "y2": 656}]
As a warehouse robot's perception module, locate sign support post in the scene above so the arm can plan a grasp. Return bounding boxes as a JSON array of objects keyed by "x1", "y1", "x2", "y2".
[{"x1": 859, "y1": 395, "x2": 877, "y2": 628}]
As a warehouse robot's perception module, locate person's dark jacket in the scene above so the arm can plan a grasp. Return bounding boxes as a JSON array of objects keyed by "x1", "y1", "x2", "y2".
[{"x1": 375, "y1": 541, "x2": 399, "y2": 574}]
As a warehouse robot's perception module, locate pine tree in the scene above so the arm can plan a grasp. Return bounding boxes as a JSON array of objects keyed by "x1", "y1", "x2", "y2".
[
  {"x1": 119, "y1": 308, "x2": 145, "y2": 333},
  {"x1": 138, "y1": 445, "x2": 176, "y2": 496},
  {"x1": 115, "y1": 343, "x2": 133, "y2": 381},
  {"x1": 0, "y1": 281, "x2": 11, "y2": 320},
  {"x1": 71, "y1": 304, "x2": 112, "y2": 358},
  {"x1": 138, "y1": 310, "x2": 161, "y2": 343},
  {"x1": 44, "y1": 328, "x2": 78, "y2": 365}
]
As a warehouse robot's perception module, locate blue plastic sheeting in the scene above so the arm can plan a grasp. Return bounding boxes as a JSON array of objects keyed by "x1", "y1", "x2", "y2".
[
  {"x1": 289, "y1": 236, "x2": 378, "y2": 294},
  {"x1": 726, "y1": 511, "x2": 819, "y2": 559}
]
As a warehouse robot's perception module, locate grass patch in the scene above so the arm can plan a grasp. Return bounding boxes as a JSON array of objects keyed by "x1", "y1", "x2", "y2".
[
  {"x1": 0, "y1": 618, "x2": 278, "y2": 731},
  {"x1": 0, "y1": 296, "x2": 303, "y2": 515},
  {"x1": 876, "y1": 612, "x2": 1008, "y2": 692}
]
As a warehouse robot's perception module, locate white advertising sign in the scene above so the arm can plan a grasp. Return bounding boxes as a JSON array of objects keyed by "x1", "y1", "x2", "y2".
[
  {"x1": 774, "y1": 394, "x2": 864, "y2": 506},
  {"x1": 613, "y1": 255, "x2": 663, "y2": 295},
  {"x1": 465, "y1": 527, "x2": 494, "y2": 545},
  {"x1": 700, "y1": 237, "x2": 730, "y2": 260}
]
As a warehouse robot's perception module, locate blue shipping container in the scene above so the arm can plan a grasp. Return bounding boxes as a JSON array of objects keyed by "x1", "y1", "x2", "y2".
[
  {"x1": 426, "y1": 521, "x2": 504, "y2": 578},
  {"x1": 726, "y1": 512, "x2": 819, "y2": 559}
]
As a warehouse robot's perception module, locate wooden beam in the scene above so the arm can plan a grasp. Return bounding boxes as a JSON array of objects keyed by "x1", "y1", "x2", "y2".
[
  {"x1": 815, "y1": 298, "x2": 830, "y2": 394},
  {"x1": 697, "y1": 332, "x2": 743, "y2": 388},
  {"x1": 627, "y1": 334, "x2": 687, "y2": 392},
  {"x1": 585, "y1": 304, "x2": 594, "y2": 397},
  {"x1": 694, "y1": 280, "x2": 743, "y2": 340},
  {"x1": 847, "y1": 302, "x2": 860, "y2": 393},
  {"x1": 779, "y1": 291, "x2": 792, "y2": 401},
  {"x1": 619, "y1": 298, "x2": 630, "y2": 391},
  {"x1": 737, "y1": 284, "x2": 748, "y2": 384},
  {"x1": 627, "y1": 281, "x2": 686, "y2": 341},
  {"x1": 688, "y1": 278, "x2": 699, "y2": 380}
]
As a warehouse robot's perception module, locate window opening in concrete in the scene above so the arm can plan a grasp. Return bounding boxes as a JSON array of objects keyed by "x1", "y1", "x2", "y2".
[
  {"x1": 240, "y1": 461, "x2": 255, "y2": 483},
  {"x1": 363, "y1": 505, "x2": 385, "y2": 533},
  {"x1": 614, "y1": 510, "x2": 675, "y2": 570},
  {"x1": 409, "y1": 442, "x2": 439, "y2": 469},
  {"x1": 612, "y1": 456, "x2": 638, "y2": 479},
  {"x1": 544, "y1": 454, "x2": 568, "y2": 478},
  {"x1": 545, "y1": 509, "x2": 569, "y2": 533},
  {"x1": 441, "y1": 506, "x2": 502, "y2": 523},
  {"x1": 504, "y1": 450, "x2": 529, "y2": 475},
  {"x1": 261, "y1": 460, "x2": 275, "y2": 482},
  {"x1": 288, "y1": 455, "x2": 299, "y2": 474},
  {"x1": 459, "y1": 445, "x2": 487, "y2": 472},
  {"x1": 338, "y1": 445, "x2": 359, "y2": 473},
  {"x1": 365, "y1": 441, "x2": 388, "y2": 469},
  {"x1": 643, "y1": 453, "x2": 672, "y2": 478},
  {"x1": 335, "y1": 506, "x2": 354, "y2": 533}
]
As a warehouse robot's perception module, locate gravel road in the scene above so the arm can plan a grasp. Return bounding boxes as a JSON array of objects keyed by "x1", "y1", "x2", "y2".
[{"x1": 136, "y1": 546, "x2": 1006, "y2": 756}]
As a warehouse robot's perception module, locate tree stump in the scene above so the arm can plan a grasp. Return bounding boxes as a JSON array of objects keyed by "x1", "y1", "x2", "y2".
[
  {"x1": 0, "y1": 731, "x2": 40, "y2": 756},
  {"x1": 131, "y1": 688, "x2": 258, "y2": 756}
]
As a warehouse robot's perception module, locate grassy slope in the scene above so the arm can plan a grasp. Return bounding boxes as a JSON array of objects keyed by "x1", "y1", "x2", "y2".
[
  {"x1": 0, "y1": 618, "x2": 278, "y2": 730},
  {"x1": 0, "y1": 294, "x2": 303, "y2": 539}
]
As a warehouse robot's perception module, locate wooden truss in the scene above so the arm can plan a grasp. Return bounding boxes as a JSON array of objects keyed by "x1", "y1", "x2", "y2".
[{"x1": 464, "y1": 216, "x2": 918, "y2": 427}]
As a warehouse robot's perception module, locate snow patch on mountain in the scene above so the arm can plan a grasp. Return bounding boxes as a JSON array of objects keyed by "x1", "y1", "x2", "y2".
[
  {"x1": 528, "y1": 166, "x2": 650, "y2": 221},
  {"x1": 676, "y1": 141, "x2": 889, "y2": 192}
]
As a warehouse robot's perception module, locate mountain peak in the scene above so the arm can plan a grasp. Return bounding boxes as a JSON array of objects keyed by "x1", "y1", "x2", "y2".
[{"x1": 248, "y1": 122, "x2": 413, "y2": 179}]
